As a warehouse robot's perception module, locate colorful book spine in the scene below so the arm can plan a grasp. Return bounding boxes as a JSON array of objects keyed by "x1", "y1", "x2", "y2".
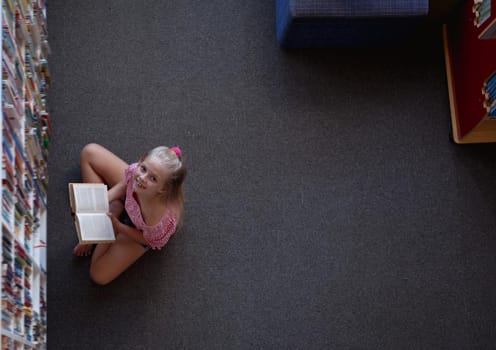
[
  {"x1": 482, "y1": 71, "x2": 496, "y2": 117},
  {"x1": 473, "y1": 0, "x2": 492, "y2": 27}
]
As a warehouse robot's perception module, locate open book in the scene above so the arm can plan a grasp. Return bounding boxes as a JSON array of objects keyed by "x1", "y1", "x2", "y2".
[{"x1": 68, "y1": 183, "x2": 115, "y2": 244}]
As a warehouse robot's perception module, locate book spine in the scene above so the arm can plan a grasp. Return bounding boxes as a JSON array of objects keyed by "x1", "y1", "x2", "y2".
[
  {"x1": 483, "y1": 72, "x2": 496, "y2": 118},
  {"x1": 473, "y1": 0, "x2": 492, "y2": 27}
]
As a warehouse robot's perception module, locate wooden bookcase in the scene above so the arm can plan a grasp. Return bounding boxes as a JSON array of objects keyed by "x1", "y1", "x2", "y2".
[
  {"x1": 443, "y1": 0, "x2": 496, "y2": 143},
  {"x1": 1, "y1": 0, "x2": 49, "y2": 349}
]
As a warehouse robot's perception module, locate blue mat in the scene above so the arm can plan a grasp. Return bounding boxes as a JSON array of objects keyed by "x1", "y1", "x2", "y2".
[{"x1": 276, "y1": 0, "x2": 429, "y2": 47}]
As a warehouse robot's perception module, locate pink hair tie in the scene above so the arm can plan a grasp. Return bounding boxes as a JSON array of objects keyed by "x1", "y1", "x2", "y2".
[{"x1": 171, "y1": 146, "x2": 182, "y2": 159}]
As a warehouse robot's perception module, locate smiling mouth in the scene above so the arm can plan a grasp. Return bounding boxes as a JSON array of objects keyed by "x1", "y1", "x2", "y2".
[{"x1": 135, "y1": 179, "x2": 146, "y2": 189}]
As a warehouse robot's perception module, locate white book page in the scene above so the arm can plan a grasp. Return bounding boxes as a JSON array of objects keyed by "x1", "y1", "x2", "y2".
[
  {"x1": 74, "y1": 185, "x2": 109, "y2": 213},
  {"x1": 77, "y1": 213, "x2": 115, "y2": 241}
]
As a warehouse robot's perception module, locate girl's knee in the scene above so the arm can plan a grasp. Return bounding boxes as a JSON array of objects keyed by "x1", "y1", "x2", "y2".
[
  {"x1": 80, "y1": 143, "x2": 102, "y2": 162},
  {"x1": 89, "y1": 265, "x2": 112, "y2": 286}
]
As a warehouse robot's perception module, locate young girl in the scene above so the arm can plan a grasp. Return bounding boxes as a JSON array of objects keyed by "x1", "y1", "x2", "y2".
[{"x1": 72, "y1": 143, "x2": 187, "y2": 285}]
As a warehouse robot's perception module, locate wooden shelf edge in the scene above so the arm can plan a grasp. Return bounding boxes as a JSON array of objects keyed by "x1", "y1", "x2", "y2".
[
  {"x1": 454, "y1": 118, "x2": 496, "y2": 143},
  {"x1": 442, "y1": 24, "x2": 463, "y2": 144}
]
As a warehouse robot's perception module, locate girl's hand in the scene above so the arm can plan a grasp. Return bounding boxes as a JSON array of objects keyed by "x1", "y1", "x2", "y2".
[{"x1": 107, "y1": 212, "x2": 122, "y2": 234}]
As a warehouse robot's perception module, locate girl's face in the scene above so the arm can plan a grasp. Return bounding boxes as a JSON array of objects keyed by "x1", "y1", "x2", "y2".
[{"x1": 133, "y1": 156, "x2": 169, "y2": 197}]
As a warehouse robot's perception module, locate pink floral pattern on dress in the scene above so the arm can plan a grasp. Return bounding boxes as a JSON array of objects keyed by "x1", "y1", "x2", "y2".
[{"x1": 124, "y1": 163, "x2": 177, "y2": 250}]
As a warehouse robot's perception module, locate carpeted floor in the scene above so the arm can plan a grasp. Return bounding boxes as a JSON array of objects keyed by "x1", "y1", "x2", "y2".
[{"x1": 46, "y1": 1, "x2": 496, "y2": 349}]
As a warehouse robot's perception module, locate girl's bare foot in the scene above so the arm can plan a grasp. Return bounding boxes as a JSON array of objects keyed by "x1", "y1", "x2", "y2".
[{"x1": 73, "y1": 243, "x2": 94, "y2": 256}]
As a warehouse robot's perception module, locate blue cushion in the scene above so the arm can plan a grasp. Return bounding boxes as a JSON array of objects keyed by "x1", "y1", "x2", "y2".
[
  {"x1": 288, "y1": 0, "x2": 429, "y2": 17},
  {"x1": 276, "y1": 0, "x2": 429, "y2": 48}
]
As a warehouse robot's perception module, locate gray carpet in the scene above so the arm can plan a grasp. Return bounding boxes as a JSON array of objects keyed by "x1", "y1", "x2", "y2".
[{"x1": 47, "y1": 1, "x2": 496, "y2": 349}]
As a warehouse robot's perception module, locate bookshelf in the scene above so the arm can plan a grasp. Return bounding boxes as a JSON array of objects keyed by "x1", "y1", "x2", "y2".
[
  {"x1": 1, "y1": 0, "x2": 49, "y2": 349},
  {"x1": 443, "y1": 0, "x2": 496, "y2": 143}
]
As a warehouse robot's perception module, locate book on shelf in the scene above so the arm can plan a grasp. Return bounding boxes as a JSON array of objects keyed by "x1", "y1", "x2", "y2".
[
  {"x1": 474, "y1": 0, "x2": 496, "y2": 39},
  {"x1": 473, "y1": 0, "x2": 491, "y2": 27},
  {"x1": 482, "y1": 71, "x2": 496, "y2": 115},
  {"x1": 68, "y1": 183, "x2": 115, "y2": 244}
]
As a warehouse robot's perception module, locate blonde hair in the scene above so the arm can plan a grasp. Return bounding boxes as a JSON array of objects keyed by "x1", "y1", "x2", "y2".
[{"x1": 140, "y1": 146, "x2": 187, "y2": 224}]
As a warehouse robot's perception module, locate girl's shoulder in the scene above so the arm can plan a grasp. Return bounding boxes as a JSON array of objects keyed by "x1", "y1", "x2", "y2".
[
  {"x1": 161, "y1": 204, "x2": 180, "y2": 221},
  {"x1": 142, "y1": 206, "x2": 178, "y2": 250},
  {"x1": 141, "y1": 201, "x2": 178, "y2": 229},
  {"x1": 156, "y1": 201, "x2": 182, "y2": 231}
]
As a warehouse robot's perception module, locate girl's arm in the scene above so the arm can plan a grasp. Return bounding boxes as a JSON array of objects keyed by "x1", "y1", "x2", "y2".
[
  {"x1": 108, "y1": 180, "x2": 126, "y2": 203},
  {"x1": 107, "y1": 213, "x2": 149, "y2": 246}
]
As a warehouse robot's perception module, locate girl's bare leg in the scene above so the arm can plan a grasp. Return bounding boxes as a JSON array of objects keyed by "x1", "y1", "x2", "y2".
[
  {"x1": 79, "y1": 143, "x2": 129, "y2": 185},
  {"x1": 89, "y1": 234, "x2": 147, "y2": 285},
  {"x1": 73, "y1": 143, "x2": 128, "y2": 256}
]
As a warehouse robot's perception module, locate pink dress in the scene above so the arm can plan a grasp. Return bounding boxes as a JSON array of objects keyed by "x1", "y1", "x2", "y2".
[{"x1": 124, "y1": 163, "x2": 177, "y2": 250}]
